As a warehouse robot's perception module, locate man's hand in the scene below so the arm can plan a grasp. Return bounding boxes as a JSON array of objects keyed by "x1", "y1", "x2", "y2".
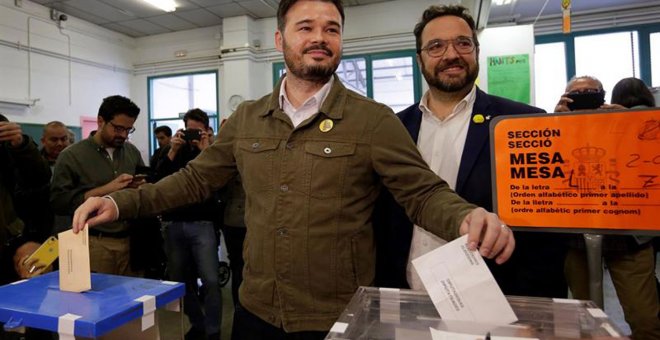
[
  {"x1": 600, "y1": 103, "x2": 626, "y2": 110},
  {"x1": 0, "y1": 121, "x2": 24, "y2": 147},
  {"x1": 190, "y1": 128, "x2": 212, "y2": 151},
  {"x1": 13, "y1": 242, "x2": 41, "y2": 278},
  {"x1": 83, "y1": 174, "x2": 134, "y2": 200},
  {"x1": 167, "y1": 130, "x2": 186, "y2": 160},
  {"x1": 459, "y1": 207, "x2": 515, "y2": 264},
  {"x1": 72, "y1": 197, "x2": 119, "y2": 233},
  {"x1": 554, "y1": 93, "x2": 572, "y2": 112}
]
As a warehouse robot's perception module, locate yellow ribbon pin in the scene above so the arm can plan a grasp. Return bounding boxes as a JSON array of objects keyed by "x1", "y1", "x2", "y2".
[
  {"x1": 473, "y1": 114, "x2": 485, "y2": 124},
  {"x1": 319, "y1": 119, "x2": 334, "y2": 132}
]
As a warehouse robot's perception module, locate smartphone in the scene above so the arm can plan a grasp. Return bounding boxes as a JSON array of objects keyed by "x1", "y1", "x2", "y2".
[
  {"x1": 566, "y1": 92, "x2": 605, "y2": 111},
  {"x1": 183, "y1": 129, "x2": 202, "y2": 142},
  {"x1": 131, "y1": 174, "x2": 148, "y2": 183},
  {"x1": 23, "y1": 236, "x2": 58, "y2": 274}
]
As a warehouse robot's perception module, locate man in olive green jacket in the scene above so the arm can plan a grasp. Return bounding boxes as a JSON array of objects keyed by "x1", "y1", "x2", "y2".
[{"x1": 72, "y1": 0, "x2": 515, "y2": 338}]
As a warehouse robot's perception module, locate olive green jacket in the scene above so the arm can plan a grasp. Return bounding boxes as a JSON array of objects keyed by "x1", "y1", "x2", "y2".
[{"x1": 112, "y1": 76, "x2": 475, "y2": 332}]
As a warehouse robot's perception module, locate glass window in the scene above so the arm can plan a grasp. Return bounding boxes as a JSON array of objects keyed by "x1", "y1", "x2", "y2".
[
  {"x1": 272, "y1": 50, "x2": 420, "y2": 110},
  {"x1": 373, "y1": 56, "x2": 415, "y2": 112},
  {"x1": 651, "y1": 32, "x2": 660, "y2": 87},
  {"x1": 575, "y1": 31, "x2": 639, "y2": 103},
  {"x1": 534, "y1": 42, "x2": 567, "y2": 112},
  {"x1": 148, "y1": 71, "x2": 218, "y2": 155},
  {"x1": 336, "y1": 57, "x2": 367, "y2": 96}
]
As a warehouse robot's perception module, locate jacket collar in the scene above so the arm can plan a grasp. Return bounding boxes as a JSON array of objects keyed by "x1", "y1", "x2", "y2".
[{"x1": 261, "y1": 74, "x2": 347, "y2": 120}]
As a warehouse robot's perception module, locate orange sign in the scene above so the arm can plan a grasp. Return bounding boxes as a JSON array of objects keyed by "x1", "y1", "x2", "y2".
[{"x1": 491, "y1": 110, "x2": 660, "y2": 232}]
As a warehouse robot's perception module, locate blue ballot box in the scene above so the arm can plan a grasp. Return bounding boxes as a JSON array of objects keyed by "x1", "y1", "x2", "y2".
[{"x1": 0, "y1": 271, "x2": 184, "y2": 338}]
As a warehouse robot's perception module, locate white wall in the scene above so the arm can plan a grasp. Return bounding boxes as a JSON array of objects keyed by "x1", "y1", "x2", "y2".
[
  {"x1": 0, "y1": 0, "x2": 139, "y2": 152},
  {"x1": 1, "y1": 0, "x2": 496, "y2": 159}
]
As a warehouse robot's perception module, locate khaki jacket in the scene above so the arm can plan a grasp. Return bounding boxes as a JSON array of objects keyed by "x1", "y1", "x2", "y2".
[{"x1": 112, "y1": 76, "x2": 475, "y2": 331}]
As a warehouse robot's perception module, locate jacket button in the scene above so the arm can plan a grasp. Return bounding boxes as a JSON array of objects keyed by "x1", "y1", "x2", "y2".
[
  {"x1": 323, "y1": 147, "x2": 332, "y2": 154},
  {"x1": 252, "y1": 142, "x2": 260, "y2": 149},
  {"x1": 280, "y1": 184, "x2": 289, "y2": 192}
]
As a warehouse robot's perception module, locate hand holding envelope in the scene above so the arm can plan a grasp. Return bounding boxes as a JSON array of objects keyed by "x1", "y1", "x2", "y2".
[
  {"x1": 412, "y1": 234, "x2": 518, "y2": 326},
  {"x1": 58, "y1": 226, "x2": 91, "y2": 292}
]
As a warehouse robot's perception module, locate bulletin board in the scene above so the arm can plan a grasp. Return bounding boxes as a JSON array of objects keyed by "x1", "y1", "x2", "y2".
[{"x1": 491, "y1": 109, "x2": 660, "y2": 234}]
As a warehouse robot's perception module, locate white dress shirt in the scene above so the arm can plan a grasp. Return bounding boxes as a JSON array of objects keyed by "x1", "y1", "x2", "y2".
[
  {"x1": 406, "y1": 86, "x2": 477, "y2": 290},
  {"x1": 279, "y1": 77, "x2": 334, "y2": 127},
  {"x1": 417, "y1": 86, "x2": 476, "y2": 189}
]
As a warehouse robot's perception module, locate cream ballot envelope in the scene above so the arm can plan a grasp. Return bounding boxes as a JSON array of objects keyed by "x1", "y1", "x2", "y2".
[
  {"x1": 58, "y1": 227, "x2": 91, "y2": 292},
  {"x1": 412, "y1": 235, "x2": 517, "y2": 325}
]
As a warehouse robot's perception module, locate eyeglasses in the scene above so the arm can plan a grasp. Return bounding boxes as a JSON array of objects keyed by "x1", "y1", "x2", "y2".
[
  {"x1": 420, "y1": 37, "x2": 477, "y2": 57},
  {"x1": 568, "y1": 88, "x2": 603, "y2": 95},
  {"x1": 108, "y1": 121, "x2": 136, "y2": 134}
]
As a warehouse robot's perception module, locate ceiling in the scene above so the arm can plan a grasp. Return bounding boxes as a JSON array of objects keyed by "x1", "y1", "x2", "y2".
[
  {"x1": 28, "y1": 0, "x2": 660, "y2": 38},
  {"x1": 28, "y1": 0, "x2": 395, "y2": 37},
  {"x1": 488, "y1": 0, "x2": 660, "y2": 25}
]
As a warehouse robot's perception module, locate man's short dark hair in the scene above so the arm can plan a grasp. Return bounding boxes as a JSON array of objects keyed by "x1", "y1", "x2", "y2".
[
  {"x1": 277, "y1": 0, "x2": 345, "y2": 32},
  {"x1": 413, "y1": 5, "x2": 480, "y2": 53},
  {"x1": 154, "y1": 125, "x2": 172, "y2": 137},
  {"x1": 98, "y1": 95, "x2": 140, "y2": 122},
  {"x1": 0, "y1": 113, "x2": 7, "y2": 122},
  {"x1": 183, "y1": 108, "x2": 210, "y2": 129}
]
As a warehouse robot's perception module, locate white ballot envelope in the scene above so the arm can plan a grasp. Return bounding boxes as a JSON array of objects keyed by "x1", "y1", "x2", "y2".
[
  {"x1": 58, "y1": 227, "x2": 91, "y2": 292},
  {"x1": 412, "y1": 234, "x2": 517, "y2": 325}
]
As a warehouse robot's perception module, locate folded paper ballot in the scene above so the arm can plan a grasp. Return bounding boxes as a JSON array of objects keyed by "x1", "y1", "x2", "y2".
[
  {"x1": 58, "y1": 227, "x2": 91, "y2": 292},
  {"x1": 430, "y1": 328, "x2": 539, "y2": 340},
  {"x1": 412, "y1": 234, "x2": 517, "y2": 325}
]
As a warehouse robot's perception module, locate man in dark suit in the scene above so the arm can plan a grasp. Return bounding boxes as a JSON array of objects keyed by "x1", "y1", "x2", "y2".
[{"x1": 374, "y1": 4, "x2": 568, "y2": 298}]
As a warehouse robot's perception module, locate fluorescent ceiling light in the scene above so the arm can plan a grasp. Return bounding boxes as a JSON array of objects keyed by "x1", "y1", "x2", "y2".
[
  {"x1": 142, "y1": 0, "x2": 177, "y2": 12},
  {"x1": 492, "y1": 0, "x2": 515, "y2": 5}
]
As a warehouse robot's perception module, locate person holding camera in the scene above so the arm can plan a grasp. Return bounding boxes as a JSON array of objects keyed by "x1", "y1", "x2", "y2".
[
  {"x1": 153, "y1": 108, "x2": 221, "y2": 340},
  {"x1": 554, "y1": 75, "x2": 625, "y2": 112},
  {"x1": 556, "y1": 75, "x2": 660, "y2": 339}
]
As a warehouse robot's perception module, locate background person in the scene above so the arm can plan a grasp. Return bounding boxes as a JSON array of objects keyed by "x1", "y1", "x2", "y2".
[
  {"x1": 374, "y1": 4, "x2": 568, "y2": 298},
  {"x1": 153, "y1": 109, "x2": 221, "y2": 340},
  {"x1": 50, "y1": 95, "x2": 146, "y2": 276},
  {"x1": 559, "y1": 75, "x2": 660, "y2": 339},
  {"x1": 150, "y1": 125, "x2": 172, "y2": 168}
]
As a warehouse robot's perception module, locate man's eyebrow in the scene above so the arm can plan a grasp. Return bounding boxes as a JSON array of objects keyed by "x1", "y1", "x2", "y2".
[
  {"x1": 294, "y1": 19, "x2": 341, "y2": 28},
  {"x1": 294, "y1": 19, "x2": 313, "y2": 26}
]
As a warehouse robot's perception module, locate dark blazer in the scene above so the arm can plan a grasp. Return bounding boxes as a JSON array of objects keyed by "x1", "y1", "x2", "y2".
[{"x1": 374, "y1": 87, "x2": 568, "y2": 298}]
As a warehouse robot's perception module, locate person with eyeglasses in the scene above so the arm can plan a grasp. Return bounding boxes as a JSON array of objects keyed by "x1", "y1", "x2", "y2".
[
  {"x1": 50, "y1": 95, "x2": 146, "y2": 276},
  {"x1": 373, "y1": 4, "x2": 569, "y2": 299},
  {"x1": 554, "y1": 75, "x2": 625, "y2": 112}
]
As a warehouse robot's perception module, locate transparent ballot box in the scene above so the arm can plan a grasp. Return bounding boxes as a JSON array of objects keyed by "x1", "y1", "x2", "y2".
[
  {"x1": 326, "y1": 287, "x2": 627, "y2": 340},
  {"x1": 0, "y1": 271, "x2": 184, "y2": 339}
]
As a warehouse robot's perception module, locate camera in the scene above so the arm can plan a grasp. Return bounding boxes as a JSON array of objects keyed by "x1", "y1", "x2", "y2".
[
  {"x1": 182, "y1": 129, "x2": 202, "y2": 142},
  {"x1": 566, "y1": 91, "x2": 605, "y2": 111}
]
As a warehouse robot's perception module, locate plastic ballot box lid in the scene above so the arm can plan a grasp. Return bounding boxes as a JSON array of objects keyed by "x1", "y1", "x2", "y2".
[
  {"x1": 0, "y1": 271, "x2": 184, "y2": 338},
  {"x1": 326, "y1": 287, "x2": 628, "y2": 339}
]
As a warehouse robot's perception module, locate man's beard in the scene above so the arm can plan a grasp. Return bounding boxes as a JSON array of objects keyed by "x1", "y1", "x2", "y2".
[
  {"x1": 283, "y1": 42, "x2": 339, "y2": 83},
  {"x1": 422, "y1": 59, "x2": 479, "y2": 92}
]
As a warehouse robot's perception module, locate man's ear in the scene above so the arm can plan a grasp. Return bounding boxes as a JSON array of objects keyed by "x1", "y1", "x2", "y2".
[
  {"x1": 275, "y1": 30, "x2": 284, "y2": 52},
  {"x1": 97, "y1": 116, "x2": 104, "y2": 129}
]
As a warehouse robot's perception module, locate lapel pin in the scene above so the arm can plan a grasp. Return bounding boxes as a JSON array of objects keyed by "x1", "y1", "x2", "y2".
[
  {"x1": 485, "y1": 115, "x2": 492, "y2": 120},
  {"x1": 319, "y1": 119, "x2": 334, "y2": 132},
  {"x1": 473, "y1": 114, "x2": 485, "y2": 124}
]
